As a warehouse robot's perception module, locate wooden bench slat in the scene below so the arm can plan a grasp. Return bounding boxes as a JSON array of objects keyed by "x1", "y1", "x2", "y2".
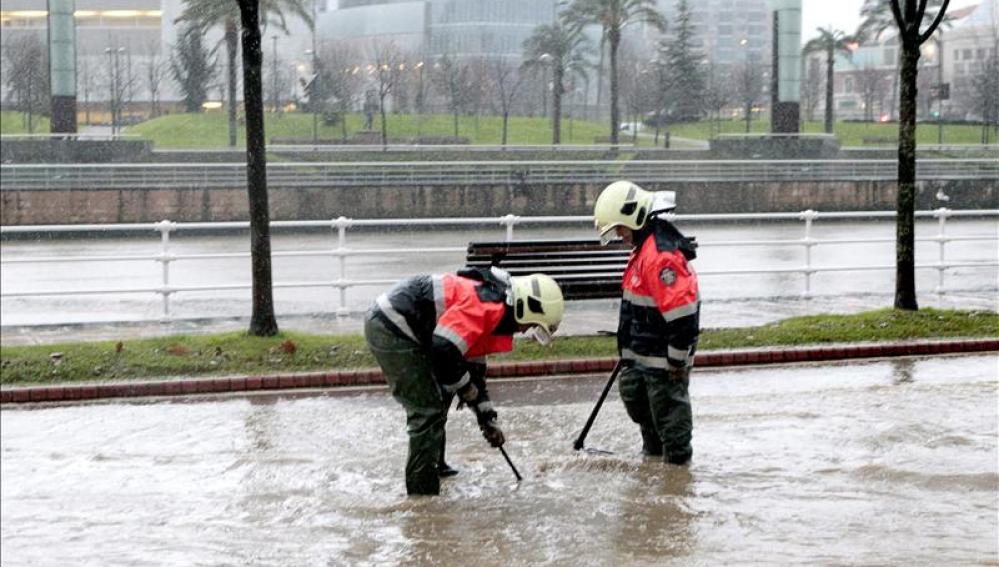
[{"x1": 466, "y1": 238, "x2": 629, "y2": 301}]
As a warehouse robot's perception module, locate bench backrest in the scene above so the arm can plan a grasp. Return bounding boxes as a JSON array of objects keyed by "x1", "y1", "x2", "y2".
[{"x1": 465, "y1": 239, "x2": 629, "y2": 300}]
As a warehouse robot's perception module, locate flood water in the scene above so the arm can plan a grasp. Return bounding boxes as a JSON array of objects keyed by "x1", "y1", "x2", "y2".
[{"x1": 2, "y1": 355, "x2": 997, "y2": 565}]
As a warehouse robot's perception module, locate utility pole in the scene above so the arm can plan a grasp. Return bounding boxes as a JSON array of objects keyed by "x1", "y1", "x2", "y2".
[
  {"x1": 937, "y1": 32, "x2": 944, "y2": 145},
  {"x1": 104, "y1": 46, "x2": 125, "y2": 136}
]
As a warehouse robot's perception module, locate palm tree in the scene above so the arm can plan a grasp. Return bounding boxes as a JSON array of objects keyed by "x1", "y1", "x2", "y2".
[
  {"x1": 177, "y1": 0, "x2": 311, "y2": 147},
  {"x1": 523, "y1": 21, "x2": 592, "y2": 144},
  {"x1": 563, "y1": 0, "x2": 665, "y2": 145},
  {"x1": 803, "y1": 27, "x2": 856, "y2": 134},
  {"x1": 857, "y1": 0, "x2": 950, "y2": 311}
]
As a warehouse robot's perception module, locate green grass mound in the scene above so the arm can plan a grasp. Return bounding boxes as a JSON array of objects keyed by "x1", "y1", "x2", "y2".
[{"x1": 1, "y1": 308, "x2": 995, "y2": 386}]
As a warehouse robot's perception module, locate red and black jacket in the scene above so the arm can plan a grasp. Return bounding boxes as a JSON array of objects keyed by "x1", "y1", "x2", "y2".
[
  {"x1": 618, "y1": 219, "x2": 701, "y2": 370},
  {"x1": 374, "y1": 268, "x2": 517, "y2": 395}
]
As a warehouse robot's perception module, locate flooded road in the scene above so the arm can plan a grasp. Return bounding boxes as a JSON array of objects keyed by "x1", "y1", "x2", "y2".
[{"x1": 3, "y1": 355, "x2": 997, "y2": 565}]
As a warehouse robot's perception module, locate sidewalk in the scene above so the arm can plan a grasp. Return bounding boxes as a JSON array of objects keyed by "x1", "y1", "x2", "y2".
[{"x1": 3, "y1": 337, "x2": 996, "y2": 405}]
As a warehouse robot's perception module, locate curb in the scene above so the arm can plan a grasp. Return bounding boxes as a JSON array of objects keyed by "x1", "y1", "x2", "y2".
[{"x1": 2, "y1": 338, "x2": 997, "y2": 405}]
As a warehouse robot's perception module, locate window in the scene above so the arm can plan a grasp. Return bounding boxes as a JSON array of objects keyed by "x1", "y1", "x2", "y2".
[
  {"x1": 953, "y1": 49, "x2": 960, "y2": 61},
  {"x1": 962, "y1": 48, "x2": 972, "y2": 60},
  {"x1": 844, "y1": 76, "x2": 854, "y2": 94}
]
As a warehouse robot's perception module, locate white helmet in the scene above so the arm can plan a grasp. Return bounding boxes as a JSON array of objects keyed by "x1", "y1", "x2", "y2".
[
  {"x1": 593, "y1": 181, "x2": 655, "y2": 245},
  {"x1": 510, "y1": 273, "x2": 564, "y2": 346}
]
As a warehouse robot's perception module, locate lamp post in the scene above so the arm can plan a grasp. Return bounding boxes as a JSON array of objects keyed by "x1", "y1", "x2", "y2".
[
  {"x1": 305, "y1": 49, "x2": 319, "y2": 143},
  {"x1": 539, "y1": 52, "x2": 553, "y2": 119}
]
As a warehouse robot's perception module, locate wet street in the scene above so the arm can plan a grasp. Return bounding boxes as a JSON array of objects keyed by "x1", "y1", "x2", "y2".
[{"x1": 2, "y1": 355, "x2": 996, "y2": 566}]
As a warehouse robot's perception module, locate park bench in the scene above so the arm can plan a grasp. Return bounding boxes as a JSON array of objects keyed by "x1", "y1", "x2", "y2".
[
  {"x1": 465, "y1": 239, "x2": 630, "y2": 300},
  {"x1": 862, "y1": 136, "x2": 898, "y2": 145}
]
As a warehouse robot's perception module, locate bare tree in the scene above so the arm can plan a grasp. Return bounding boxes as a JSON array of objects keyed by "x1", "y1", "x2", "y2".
[
  {"x1": 733, "y1": 59, "x2": 765, "y2": 133},
  {"x1": 801, "y1": 55, "x2": 823, "y2": 122},
  {"x1": 3, "y1": 35, "x2": 49, "y2": 133},
  {"x1": 319, "y1": 44, "x2": 363, "y2": 141},
  {"x1": 703, "y1": 60, "x2": 731, "y2": 137},
  {"x1": 485, "y1": 57, "x2": 526, "y2": 145},
  {"x1": 968, "y1": 49, "x2": 999, "y2": 143},
  {"x1": 79, "y1": 48, "x2": 97, "y2": 125},
  {"x1": 144, "y1": 41, "x2": 169, "y2": 118},
  {"x1": 856, "y1": 64, "x2": 890, "y2": 121},
  {"x1": 432, "y1": 53, "x2": 471, "y2": 139},
  {"x1": 370, "y1": 40, "x2": 403, "y2": 147}
]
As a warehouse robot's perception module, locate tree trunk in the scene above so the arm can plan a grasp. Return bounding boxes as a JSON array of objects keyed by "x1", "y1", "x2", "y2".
[
  {"x1": 595, "y1": 33, "x2": 605, "y2": 121},
  {"x1": 552, "y1": 62, "x2": 563, "y2": 145},
  {"x1": 745, "y1": 101, "x2": 752, "y2": 132},
  {"x1": 453, "y1": 108, "x2": 459, "y2": 137},
  {"x1": 226, "y1": 18, "x2": 239, "y2": 148},
  {"x1": 894, "y1": 42, "x2": 920, "y2": 311},
  {"x1": 608, "y1": 28, "x2": 620, "y2": 145},
  {"x1": 502, "y1": 111, "x2": 509, "y2": 146},
  {"x1": 237, "y1": 0, "x2": 279, "y2": 336},
  {"x1": 824, "y1": 49, "x2": 835, "y2": 134},
  {"x1": 379, "y1": 97, "x2": 388, "y2": 148}
]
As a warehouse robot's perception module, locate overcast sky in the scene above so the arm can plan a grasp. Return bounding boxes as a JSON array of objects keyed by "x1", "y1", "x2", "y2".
[{"x1": 799, "y1": 0, "x2": 981, "y2": 42}]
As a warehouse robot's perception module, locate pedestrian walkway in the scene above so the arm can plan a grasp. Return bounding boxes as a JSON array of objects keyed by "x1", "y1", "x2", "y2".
[{"x1": 3, "y1": 338, "x2": 995, "y2": 405}]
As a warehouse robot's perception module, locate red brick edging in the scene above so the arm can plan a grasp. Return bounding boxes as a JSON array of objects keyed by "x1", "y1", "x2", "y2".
[{"x1": 2, "y1": 338, "x2": 996, "y2": 405}]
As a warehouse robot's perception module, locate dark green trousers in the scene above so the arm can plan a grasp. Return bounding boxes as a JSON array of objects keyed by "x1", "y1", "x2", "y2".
[
  {"x1": 364, "y1": 310, "x2": 444, "y2": 495},
  {"x1": 618, "y1": 362, "x2": 693, "y2": 464}
]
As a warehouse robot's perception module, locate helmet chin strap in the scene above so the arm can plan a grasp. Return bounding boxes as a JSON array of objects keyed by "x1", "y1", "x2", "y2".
[{"x1": 526, "y1": 325, "x2": 553, "y2": 346}]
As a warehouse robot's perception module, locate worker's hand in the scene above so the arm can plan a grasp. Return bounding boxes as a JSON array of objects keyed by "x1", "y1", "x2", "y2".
[{"x1": 480, "y1": 419, "x2": 505, "y2": 448}]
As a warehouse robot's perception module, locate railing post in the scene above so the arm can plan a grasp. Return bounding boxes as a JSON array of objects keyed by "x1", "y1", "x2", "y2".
[
  {"x1": 334, "y1": 216, "x2": 352, "y2": 316},
  {"x1": 155, "y1": 219, "x2": 176, "y2": 319},
  {"x1": 933, "y1": 207, "x2": 951, "y2": 293},
  {"x1": 500, "y1": 214, "x2": 520, "y2": 241},
  {"x1": 799, "y1": 209, "x2": 819, "y2": 296}
]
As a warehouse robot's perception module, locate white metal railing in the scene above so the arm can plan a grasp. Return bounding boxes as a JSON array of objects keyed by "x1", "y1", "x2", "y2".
[
  {"x1": 2, "y1": 208, "x2": 996, "y2": 322},
  {"x1": 2, "y1": 159, "x2": 997, "y2": 191}
]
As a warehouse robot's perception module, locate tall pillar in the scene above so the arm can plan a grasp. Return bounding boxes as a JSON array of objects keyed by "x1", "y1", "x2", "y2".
[
  {"x1": 48, "y1": 0, "x2": 77, "y2": 133},
  {"x1": 770, "y1": 0, "x2": 801, "y2": 133}
]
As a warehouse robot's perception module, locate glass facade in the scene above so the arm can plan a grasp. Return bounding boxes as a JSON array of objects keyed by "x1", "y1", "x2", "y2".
[{"x1": 320, "y1": 0, "x2": 558, "y2": 59}]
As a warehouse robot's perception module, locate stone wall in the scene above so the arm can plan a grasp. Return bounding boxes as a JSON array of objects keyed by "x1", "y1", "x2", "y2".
[{"x1": 2, "y1": 179, "x2": 996, "y2": 225}]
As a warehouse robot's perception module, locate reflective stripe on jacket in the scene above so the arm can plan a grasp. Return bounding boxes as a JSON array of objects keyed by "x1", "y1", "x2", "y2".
[
  {"x1": 376, "y1": 273, "x2": 513, "y2": 358},
  {"x1": 618, "y1": 221, "x2": 701, "y2": 369}
]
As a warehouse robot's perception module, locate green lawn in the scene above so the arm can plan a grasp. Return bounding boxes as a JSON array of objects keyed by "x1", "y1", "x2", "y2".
[
  {"x1": 0, "y1": 111, "x2": 50, "y2": 135},
  {"x1": 1, "y1": 308, "x2": 995, "y2": 386},
  {"x1": 129, "y1": 111, "x2": 991, "y2": 149},
  {"x1": 128, "y1": 111, "x2": 607, "y2": 148},
  {"x1": 660, "y1": 119, "x2": 987, "y2": 147}
]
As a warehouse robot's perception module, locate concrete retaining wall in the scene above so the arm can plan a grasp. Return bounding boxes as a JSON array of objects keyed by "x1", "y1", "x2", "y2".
[{"x1": 2, "y1": 179, "x2": 996, "y2": 225}]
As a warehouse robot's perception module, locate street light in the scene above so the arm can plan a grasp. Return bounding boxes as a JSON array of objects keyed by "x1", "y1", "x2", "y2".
[
  {"x1": 538, "y1": 52, "x2": 553, "y2": 119},
  {"x1": 305, "y1": 48, "x2": 319, "y2": 143},
  {"x1": 104, "y1": 46, "x2": 126, "y2": 136}
]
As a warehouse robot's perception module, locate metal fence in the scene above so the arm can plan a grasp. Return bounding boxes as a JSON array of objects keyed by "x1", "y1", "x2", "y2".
[
  {"x1": 3, "y1": 159, "x2": 998, "y2": 191},
  {"x1": 1, "y1": 208, "x2": 996, "y2": 322}
]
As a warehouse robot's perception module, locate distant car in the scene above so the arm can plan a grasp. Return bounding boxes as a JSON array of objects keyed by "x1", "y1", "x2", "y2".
[{"x1": 619, "y1": 121, "x2": 644, "y2": 133}]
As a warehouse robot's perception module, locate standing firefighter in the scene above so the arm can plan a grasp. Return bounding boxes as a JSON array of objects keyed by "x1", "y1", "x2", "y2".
[
  {"x1": 593, "y1": 181, "x2": 701, "y2": 465},
  {"x1": 364, "y1": 268, "x2": 564, "y2": 495}
]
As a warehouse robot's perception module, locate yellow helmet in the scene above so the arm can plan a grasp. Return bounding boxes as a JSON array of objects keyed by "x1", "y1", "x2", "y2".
[
  {"x1": 593, "y1": 180, "x2": 655, "y2": 245},
  {"x1": 510, "y1": 273, "x2": 564, "y2": 346}
]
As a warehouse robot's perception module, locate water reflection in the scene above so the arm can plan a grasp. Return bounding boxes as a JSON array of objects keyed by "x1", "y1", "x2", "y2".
[
  {"x1": 890, "y1": 357, "x2": 916, "y2": 385},
  {"x1": 613, "y1": 465, "x2": 696, "y2": 562}
]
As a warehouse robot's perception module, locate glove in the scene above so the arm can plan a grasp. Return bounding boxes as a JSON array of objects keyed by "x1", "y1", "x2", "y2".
[
  {"x1": 667, "y1": 362, "x2": 688, "y2": 381},
  {"x1": 480, "y1": 419, "x2": 505, "y2": 448}
]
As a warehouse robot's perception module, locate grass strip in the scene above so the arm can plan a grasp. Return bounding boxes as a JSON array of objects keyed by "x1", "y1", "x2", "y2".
[{"x1": 1, "y1": 308, "x2": 995, "y2": 386}]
